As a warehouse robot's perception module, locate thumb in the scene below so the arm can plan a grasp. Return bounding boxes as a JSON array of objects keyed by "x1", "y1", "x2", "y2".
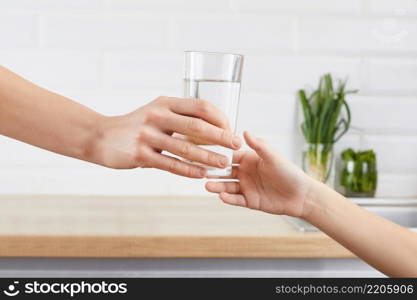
[{"x1": 243, "y1": 131, "x2": 274, "y2": 161}]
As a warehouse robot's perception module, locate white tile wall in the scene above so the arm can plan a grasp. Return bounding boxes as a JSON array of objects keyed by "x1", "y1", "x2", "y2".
[
  {"x1": 298, "y1": 17, "x2": 417, "y2": 54},
  {"x1": 348, "y1": 95, "x2": 417, "y2": 130},
  {"x1": 243, "y1": 56, "x2": 362, "y2": 92},
  {"x1": 230, "y1": 0, "x2": 363, "y2": 15},
  {"x1": 172, "y1": 15, "x2": 295, "y2": 53},
  {"x1": 0, "y1": 0, "x2": 416, "y2": 197},
  {"x1": 41, "y1": 13, "x2": 170, "y2": 50},
  {"x1": 1, "y1": 52, "x2": 101, "y2": 91},
  {"x1": 106, "y1": 0, "x2": 231, "y2": 12},
  {"x1": 0, "y1": 0, "x2": 103, "y2": 10},
  {"x1": 366, "y1": 58, "x2": 417, "y2": 95},
  {"x1": 102, "y1": 52, "x2": 181, "y2": 90},
  {"x1": 0, "y1": 13, "x2": 38, "y2": 48},
  {"x1": 369, "y1": 0, "x2": 417, "y2": 16}
]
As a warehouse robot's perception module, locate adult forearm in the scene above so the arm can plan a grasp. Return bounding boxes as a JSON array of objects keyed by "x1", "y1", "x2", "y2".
[
  {"x1": 0, "y1": 66, "x2": 104, "y2": 164},
  {"x1": 304, "y1": 181, "x2": 417, "y2": 277}
]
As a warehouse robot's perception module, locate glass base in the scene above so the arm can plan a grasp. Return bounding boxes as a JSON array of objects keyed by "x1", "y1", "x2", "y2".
[
  {"x1": 205, "y1": 165, "x2": 232, "y2": 177},
  {"x1": 186, "y1": 159, "x2": 232, "y2": 177}
]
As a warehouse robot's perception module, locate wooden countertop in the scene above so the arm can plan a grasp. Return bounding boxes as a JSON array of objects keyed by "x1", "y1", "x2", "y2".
[{"x1": 0, "y1": 195, "x2": 354, "y2": 258}]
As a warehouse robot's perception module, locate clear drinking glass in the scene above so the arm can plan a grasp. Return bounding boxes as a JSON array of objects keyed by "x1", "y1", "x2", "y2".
[{"x1": 183, "y1": 51, "x2": 244, "y2": 176}]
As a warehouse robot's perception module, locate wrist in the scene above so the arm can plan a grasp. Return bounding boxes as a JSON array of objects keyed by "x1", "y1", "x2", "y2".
[
  {"x1": 83, "y1": 113, "x2": 110, "y2": 167},
  {"x1": 301, "y1": 178, "x2": 349, "y2": 227},
  {"x1": 300, "y1": 178, "x2": 332, "y2": 222}
]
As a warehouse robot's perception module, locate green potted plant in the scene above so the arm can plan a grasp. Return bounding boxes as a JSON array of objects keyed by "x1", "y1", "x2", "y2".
[
  {"x1": 298, "y1": 73, "x2": 357, "y2": 183},
  {"x1": 337, "y1": 148, "x2": 378, "y2": 197}
]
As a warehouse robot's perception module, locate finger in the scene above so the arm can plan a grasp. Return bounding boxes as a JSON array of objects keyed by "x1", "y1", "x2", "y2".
[
  {"x1": 219, "y1": 192, "x2": 247, "y2": 207},
  {"x1": 162, "y1": 113, "x2": 241, "y2": 150},
  {"x1": 148, "y1": 152, "x2": 206, "y2": 178},
  {"x1": 168, "y1": 97, "x2": 230, "y2": 130},
  {"x1": 243, "y1": 131, "x2": 274, "y2": 161},
  {"x1": 149, "y1": 132, "x2": 228, "y2": 168},
  {"x1": 208, "y1": 151, "x2": 243, "y2": 178},
  {"x1": 232, "y1": 151, "x2": 245, "y2": 164},
  {"x1": 205, "y1": 181, "x2": 240, "y2": 194}
]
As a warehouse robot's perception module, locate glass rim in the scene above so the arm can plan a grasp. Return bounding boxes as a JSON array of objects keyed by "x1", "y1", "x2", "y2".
[{"x1": 184, "y1": 50, "x2": 244, "y2": 58}]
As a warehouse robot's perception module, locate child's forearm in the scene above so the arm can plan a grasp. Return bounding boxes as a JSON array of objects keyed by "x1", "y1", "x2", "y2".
[
  {"x1": 0, "y1": 66, "x2": 105, "y2": 164},
  {"x1": 304, "y1": 181, "x2": 417, "y2": 277}
]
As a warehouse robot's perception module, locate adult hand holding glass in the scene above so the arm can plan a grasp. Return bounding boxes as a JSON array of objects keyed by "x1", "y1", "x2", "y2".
[
  {"x1": 97, "y1": 96, "x2": 241, "y2": 176},
  {"x1": 0, "y1": 66, "x2": 241, "y2": 178}
]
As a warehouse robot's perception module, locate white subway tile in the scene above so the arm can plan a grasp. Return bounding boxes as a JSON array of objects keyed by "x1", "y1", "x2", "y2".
[
  {"x1": 376, "y1": 174, "x2": 417, "y2": 198},
  {"x1": 244, "y1": 55, "x2": 361, "y2": 93},
  {"x1": 106, "y1": 0, "x2": 230, "y2": 11},
  {"x1": 102, "y1": 52, "x2": 182, "y2": 91},
  {"x1": 0, "y1": 168, "x2": 171, "y2": 195},
  {"x1": 0, "y1": 0, "x2": 103, "y2": 10},
  {"x1": 237, "y1": 92, "x2": 297, "y2": 133},
  {"x1": 231, "y1": 0, "x2": 362, "y2": 15},
  {"x1": 367, "y1": 135, "x2": 417, "y2": 174},
  {"x1": 41, "y1": 14, "x2": 169, "y2": 50},
  {"x1": 298, "y1": 17, "x2": 417, "y2": 54},
  {"x1": 172, "y1": 15, "x2": 295, "y2": 52},
  {"x1": 1, "y1": 52, "x2": 100, "y2": 90},
  {"x1": 0, "y1": 13, "x2": 38, "y2": 49},
  {"x1": 369, "y1": 0, "x2": 417, "y2": 16},
  {"x1": 366, "y1": 58, "x2": 417, "y2": 94},
  {"x1": 348, "y1": 95, "x2": 417, "y2": 131}
]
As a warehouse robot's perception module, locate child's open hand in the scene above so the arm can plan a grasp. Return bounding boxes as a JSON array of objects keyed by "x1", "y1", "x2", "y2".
[{"x1": 206, "y1": 131, "x2": 315, "y2": 217}]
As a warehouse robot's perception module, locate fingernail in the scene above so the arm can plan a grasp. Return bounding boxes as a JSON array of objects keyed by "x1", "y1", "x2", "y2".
[
  {"x1": 219, "y1": 157, "x2": 228, "y2": 167},
  {"x1": 232, "y1": 136, "x2": 241, "y2": 149}
]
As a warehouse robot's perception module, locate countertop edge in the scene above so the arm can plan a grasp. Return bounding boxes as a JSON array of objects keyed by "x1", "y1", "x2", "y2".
[{"x1": 0, "y1": 235, "x2": 355, "y2": 259}]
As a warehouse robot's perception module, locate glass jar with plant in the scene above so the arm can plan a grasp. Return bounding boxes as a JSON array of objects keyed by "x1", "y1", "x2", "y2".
[
  {"x1": 336, "y1": 148, "x2": 378, "y2": 197},
  {"x1": 298, "y1": 73, "x2": 357, "y2": 184}
]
